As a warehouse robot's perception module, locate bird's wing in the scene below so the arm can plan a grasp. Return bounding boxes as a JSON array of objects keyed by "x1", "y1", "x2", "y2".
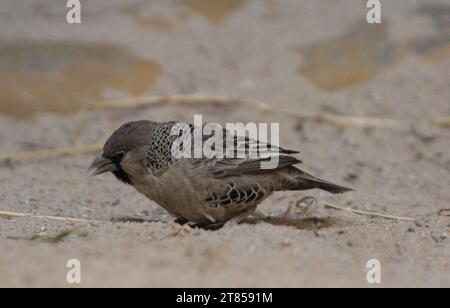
[
  {"x1": 213, "y1": 129, "x2": 299, "y2": 156},
  {"x1": 205, "y1": 181, "x2": 269, "y2": 209},
  {"x1": 189, "y1": 155, "x2": 301, "y2": 179},
  {"x1": 186, "y1": 127, "x2": 301, "y2": 178},
  {"x1": 210, "y1": 156, "x2": 301, "y2": 178}
]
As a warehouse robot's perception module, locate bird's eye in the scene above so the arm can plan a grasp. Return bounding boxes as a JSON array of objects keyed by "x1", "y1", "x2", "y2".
[{"x1": 114, "y1": 152, "x2": 125, "y2": 160}]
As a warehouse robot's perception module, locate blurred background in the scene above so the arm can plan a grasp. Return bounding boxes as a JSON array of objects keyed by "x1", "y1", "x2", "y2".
[
  {"x1": 0, "y1": 0, "x2": 449, "y2": 287},
  {"x1": 1, "y1": 0, "x2": 449, "y2": 119}
]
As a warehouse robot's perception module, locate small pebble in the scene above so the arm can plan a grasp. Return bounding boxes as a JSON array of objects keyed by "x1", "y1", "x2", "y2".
[
  {"x1": 281, "y1": 239, "x2": 291, "y2": 247},
  {"x1": 415, "y1": 220, "x2": 425, "y2": 228}
]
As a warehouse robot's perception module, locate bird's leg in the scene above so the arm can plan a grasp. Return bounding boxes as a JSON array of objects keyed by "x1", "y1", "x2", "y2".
[
  {"x1": 238, "y1": 209, "x2": 272, "y2": 224},
  {"x1": 254, "y1": 209, "x2": 271, "y2": 220},
  {"x1": 222, "y1": 207, "x2": 260, "y2": 228},
  {"x1": 239, "y1": 197, "x2": 332, "y2": 229}
]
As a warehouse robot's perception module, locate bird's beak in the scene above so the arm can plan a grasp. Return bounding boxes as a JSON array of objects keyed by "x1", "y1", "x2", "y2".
[{"x1": 88, "y1": 152, "x2": 118, "y2": 176}]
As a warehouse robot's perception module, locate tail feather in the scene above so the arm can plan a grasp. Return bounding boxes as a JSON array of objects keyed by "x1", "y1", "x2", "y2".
[
  {"x1": 280, "y1": 167, "x2": 354, "y2": 194},
  {"x1": 306, "y1": 178, "x2": 353, "y2": 194}
]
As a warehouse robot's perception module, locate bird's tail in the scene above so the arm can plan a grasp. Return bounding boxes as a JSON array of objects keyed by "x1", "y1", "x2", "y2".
[
  {"x1": 280, "y1": 167, "x2": 353, "y2": 194},
  {"x1": 303, "y1": 177, "x2": 353, "y2": 194}
]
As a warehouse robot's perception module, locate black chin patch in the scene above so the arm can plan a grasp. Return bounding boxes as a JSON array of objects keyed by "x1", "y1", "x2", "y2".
[{"x1": 112, "y1": 168, "x2": 131, "y2": 184}]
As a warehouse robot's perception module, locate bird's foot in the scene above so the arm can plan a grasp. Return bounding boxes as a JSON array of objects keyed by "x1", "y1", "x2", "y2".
[
  {"x1": 189, "y1": 221, "x2": 226, "y2": 230},
  {"x1": 253, "y1": 209, "x2": 270, "y2": 220},
  {"x1": 238, "y1": 209, "x2": 272, "y2": 224},
  {"x1": 173, "y1": 216, "x2": 225, "y2": 230}
]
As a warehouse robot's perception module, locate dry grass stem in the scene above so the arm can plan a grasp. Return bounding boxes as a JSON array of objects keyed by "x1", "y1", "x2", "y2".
[
  {"x1": 0, "y1": 210, "x2": 102, "y2": 224},
  {"x1": 324, "y1": 202, "x2": 416, "y2": 221},
  {"x1": 0, "y1": 144, "x2": 102, "y2": 162},
  {"x1": 89, "y1": 95, "x2": 399, "y2": 128}
]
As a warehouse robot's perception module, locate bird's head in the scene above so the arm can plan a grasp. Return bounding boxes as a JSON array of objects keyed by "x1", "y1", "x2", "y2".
[{"x1": 88, "y1": 121, "x2": 154, "y2": 184}]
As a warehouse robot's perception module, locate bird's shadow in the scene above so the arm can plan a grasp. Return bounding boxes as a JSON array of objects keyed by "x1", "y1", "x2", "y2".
[{"x1": 110, "y1": 215, "x2": 336, "y2": 231}]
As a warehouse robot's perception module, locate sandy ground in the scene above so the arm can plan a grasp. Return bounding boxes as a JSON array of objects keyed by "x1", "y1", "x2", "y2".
[{"x1": 0, "y1": 0, "x2": 449, "y2": 287}]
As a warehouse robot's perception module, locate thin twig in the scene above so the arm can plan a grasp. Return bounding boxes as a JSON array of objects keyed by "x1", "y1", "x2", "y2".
[
  {"x1": 88, "y1": 95, "x2": 399, "y2": 128},
  {"x1": 0, "y1": 211, "x2": 102, "y2": 224},
  {"x1": 0, "y1": 144, "x2": 102, "y2": 162},
  {"x1": 324, "y1": 202, "x2": 416, "y2": 222}
]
